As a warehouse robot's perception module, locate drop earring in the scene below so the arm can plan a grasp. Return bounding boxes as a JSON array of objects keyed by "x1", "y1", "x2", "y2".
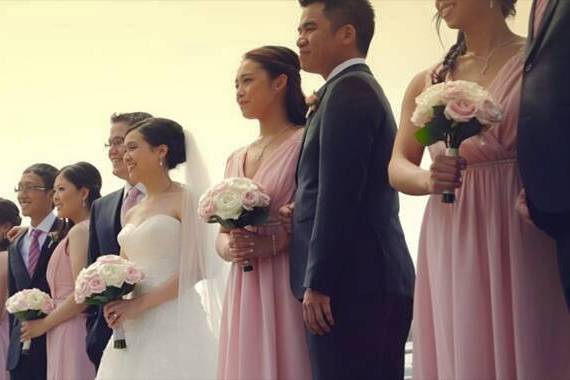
[{"x1": 490, "y1": 0, "x2": 494, "y2": 8}]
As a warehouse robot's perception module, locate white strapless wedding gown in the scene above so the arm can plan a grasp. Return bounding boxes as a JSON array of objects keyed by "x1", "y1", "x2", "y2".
[{"x1": 96, "y1": 215, "x2": 217, "y2": 380}]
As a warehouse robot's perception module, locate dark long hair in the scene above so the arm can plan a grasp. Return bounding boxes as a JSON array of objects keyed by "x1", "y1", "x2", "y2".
[
  {"x1": 431, "y1": 0, "x2": 517, "y2": 84},
  {"x1": 244, "y1": 46, "x2": 308, "y2": 126},
  {"x1": 0, "y1": 198, "x2": 21, "y2": 251},
  {"x1": 58, "y1": 162, "x2": 103, "y2": 209}
]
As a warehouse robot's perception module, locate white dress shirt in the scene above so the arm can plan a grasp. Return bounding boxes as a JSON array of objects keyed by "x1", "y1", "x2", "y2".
[
  {"x1": 20, "y1": 212, "x2": 57, "y2": 264},
  {"x1": 326, "y1": 57, "x2": 366, "y2": 82}
]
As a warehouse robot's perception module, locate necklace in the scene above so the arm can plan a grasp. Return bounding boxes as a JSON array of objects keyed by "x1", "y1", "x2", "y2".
[
  {"x1": 250, "y1": 125, "x2": 292, "y2": 161},
  {"x1": 466, "y1": 35, "x2": 519, "y2": 75}
]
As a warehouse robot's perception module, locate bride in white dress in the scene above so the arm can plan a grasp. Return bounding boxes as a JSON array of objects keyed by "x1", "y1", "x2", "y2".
[{"x1": 96, "y1": 118, "x2": 226, "y2": 380}]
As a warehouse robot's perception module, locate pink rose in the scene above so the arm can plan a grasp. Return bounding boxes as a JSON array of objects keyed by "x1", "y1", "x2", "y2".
[
  {"x1": 210, "y1": 182, "x2": 228, "y2": 196},
  {"x1": 198, "y1": 196, "x2": 215, "y2": 219},
  {"x1": 444, "y1": 99, "x2": 477, "y2": 123},
  {"x1": 441, "y1": 85, "x2": 468, "y2": 103},
  {"x1": 475, "y1": 98, "x2": 503, "y2": 126},
  {"x1": 88, "y1": 274, "x2": 107, "y2": 295},
  {"x1": 242, "y1": 191, "x2": 260, "y2": 210},
  {"x1": 125, "y1": 266, "x2": 144, "y2": 285},
  {"x1": 74, "y1": 278, "x2": 91, "y2": 303},
  {"x1": 258, "y1": 193, "x2": 270, "y2": 208},
  {"x1": 41, "y1": 299, "x2": 55, "y2": 314}
]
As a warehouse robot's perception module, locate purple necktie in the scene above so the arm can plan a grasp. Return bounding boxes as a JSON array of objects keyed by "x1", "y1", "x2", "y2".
[
  {"x1": 121, "y1": 187, "x2": 142, "y2": 226},
  {"x1": 27, "y1": 229, "x2": 42, "y2": 276}
]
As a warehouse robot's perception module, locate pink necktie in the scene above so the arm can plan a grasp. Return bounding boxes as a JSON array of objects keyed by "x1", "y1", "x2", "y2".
[
  {"x1": 121, "y1": 187, "x2": 142, "y2": 226},
  {"x1": 27, "y1": 229, "x2": 42, "y2": 277}
]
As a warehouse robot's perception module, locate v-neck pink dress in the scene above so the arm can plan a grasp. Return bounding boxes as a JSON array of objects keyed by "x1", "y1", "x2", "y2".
[
  {"x1": 218, "y1": 129, "x2": 312, "y2": 380},
  {"x1": 412, "y1": 49, "x2": 570, "y2": 379}
]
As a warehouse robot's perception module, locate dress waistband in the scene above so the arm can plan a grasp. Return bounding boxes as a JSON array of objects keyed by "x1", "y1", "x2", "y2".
[{"x1": 465, "y1": 158, "x2": 516, "y2": 170}]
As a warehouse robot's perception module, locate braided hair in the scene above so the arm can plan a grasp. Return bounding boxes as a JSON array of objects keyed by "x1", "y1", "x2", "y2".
[{"x1": 431, "y1": 0, "x2": 517, "y2": 84}]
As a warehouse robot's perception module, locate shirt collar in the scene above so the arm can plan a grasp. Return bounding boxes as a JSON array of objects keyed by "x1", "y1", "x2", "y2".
[
  {"x1": 123, "y1": 182, "x2": 146, "y2": 199},
  {"x1": 326, "y1": 58, "x2": 366, "y2": 82},
  {"x1": 28, "y1": 212, "x2": 56, "y2": 236}
]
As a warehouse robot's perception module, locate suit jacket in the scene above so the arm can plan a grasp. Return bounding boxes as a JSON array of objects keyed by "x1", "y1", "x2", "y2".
[
  {"x1": 7, "y1": 217, "x2": 63, "y2": 373},
  {"x1": 290, "y1": 64, "x2": 415, "y2": 300},
  {"x1": 518, "y1": 0, "x2": 570, "y2": 213},
  {"x1": 85, "y1": 188, "x2": 123, "y2": 366}
]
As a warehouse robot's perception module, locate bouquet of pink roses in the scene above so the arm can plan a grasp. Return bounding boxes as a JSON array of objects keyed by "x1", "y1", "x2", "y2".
[
  {"x1": 198, "y1": 177, "x2": 271, "y2": 272},
  {"x1": 411, "y1": 79, "x2": 503, "y2": 203},
  {"x1": 74, "y1": 255, "x2": 145, "y2": 349},
  {"x1": 5, "y1": 288, "x2": 55, "y2": 354}
]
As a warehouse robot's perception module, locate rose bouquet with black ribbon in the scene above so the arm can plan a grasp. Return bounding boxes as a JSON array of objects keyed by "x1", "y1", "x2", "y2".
[
  {"x1": 412, "y1": 80, "x2": 503, "y2": 203},
  {"x1": 198, "y1": 177, "x2": 271, "y2": 272},
  {"x1": 74, "y1": 255, "x2": 145, "y2": 349},
  {"x1": 5, "y1": 289, "x2": 55, "y2": 354}
]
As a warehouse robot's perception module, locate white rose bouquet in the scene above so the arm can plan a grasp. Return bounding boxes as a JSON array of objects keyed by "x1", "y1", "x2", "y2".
[
  {"x1": 411, "y1": 80, "x2": 503, "y2": 203},
  {"x1": 5, "y1": 288, "x2": 55, "y2": 354},
  {"x1": 74, "y1": 255, "x2": 145, "y2": 349},
  {"x1": 198, "y1": 177, "x2": 271, "y2": 272}
]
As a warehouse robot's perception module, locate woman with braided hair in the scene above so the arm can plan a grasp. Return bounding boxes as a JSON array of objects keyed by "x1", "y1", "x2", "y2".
[{"x1": 389, "y1": 0, "x2": 570, "y2": 378}]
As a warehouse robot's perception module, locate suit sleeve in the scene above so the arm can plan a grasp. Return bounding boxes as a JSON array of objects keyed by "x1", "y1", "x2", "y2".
[{"x1": 303, "y1": 76, "x2": 384, "y2": 295}]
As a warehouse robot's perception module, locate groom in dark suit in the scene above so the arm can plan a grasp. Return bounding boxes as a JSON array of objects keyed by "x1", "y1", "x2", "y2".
[
  {"x1": 518, "y1": 0, "x2": 570, "y2": 308},
  {"x1": 7, "y1": 163, "x2": 62, "y2": 380},
  {"x1": 288, "y1": 0, "x2": 415, "y2": 378},
  {"x1": 85, "y1": 112, "x2": 151, "y2": 367}
]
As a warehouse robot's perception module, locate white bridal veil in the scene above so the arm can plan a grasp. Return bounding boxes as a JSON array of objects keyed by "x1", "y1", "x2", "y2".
[{"x1": 176, "y1": 129, "x2": 228, "y2": 377}]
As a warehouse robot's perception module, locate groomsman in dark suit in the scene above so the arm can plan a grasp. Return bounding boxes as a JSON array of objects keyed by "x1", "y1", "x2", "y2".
[
  {"x1": 7, "y1": 163, "x2": 62, "y2": 380},
  {"x1": 85, "y1": 112, "x2": 151, "y2": 367},
  {"x1": 518, "y1": 0, "x2": 570, "y2": 307},
  {"x1": 287, "y1": 0, "x2": 415, "y2": 378}
]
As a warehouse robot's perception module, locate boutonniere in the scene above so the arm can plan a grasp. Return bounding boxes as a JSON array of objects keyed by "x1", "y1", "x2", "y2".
[
  {"x1": 47, "y1": 231, "x2": 62, "y2": 249},
  {"x1": 305, "y1": 91, "x2": 320, "y2": 119}
]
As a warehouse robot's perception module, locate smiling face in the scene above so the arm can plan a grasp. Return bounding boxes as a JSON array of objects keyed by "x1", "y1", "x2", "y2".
[
  {"x1": 107, "y1": 121, "x2": 131, "y2": 180},
  {"x1": 16, "y1": 172, "x2": 54, "y2": 220},
  {"x1": 435, "y1": 0, "x2": 491, "y2": 29},
  {"x1": 235, "y1": 59, "x2": 286, "y2": 120},
  {"x1": 296, "y1": 2, "x2": 343, "y2": 77},
  {"x1": 123, "y1": 129, "x2": 166, "y2": 184},
  {"x1": 53, "y1": 173, "x2": 87, "y2": 220}
]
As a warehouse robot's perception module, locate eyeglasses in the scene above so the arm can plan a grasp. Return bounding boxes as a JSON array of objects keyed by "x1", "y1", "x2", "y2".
[
  {"x1": 104, "y1": 138, "x2": 125, "y2": 150},
  {"x1": 14, "y1": 185, "x2": 49, "y2": 193}
]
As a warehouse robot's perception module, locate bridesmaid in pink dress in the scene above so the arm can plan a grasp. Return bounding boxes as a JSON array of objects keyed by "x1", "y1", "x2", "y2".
[
  {"x1": 389, "y1": 1, "x2": 570, "y2": 379},
  {"x1": 20, "y1": 162, "x2": 100, "y2": 380},
  {"x1": 1, "y1": 198, "x2": 21, "y2": 380},
  {"x1": 216, "y1": 46, "x2": 311, "y2": 379}
]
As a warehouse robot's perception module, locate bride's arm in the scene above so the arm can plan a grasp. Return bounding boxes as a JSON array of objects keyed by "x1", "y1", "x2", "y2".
[{"x1": 21, "y1": 224, "x2": 88, "y2": 340}]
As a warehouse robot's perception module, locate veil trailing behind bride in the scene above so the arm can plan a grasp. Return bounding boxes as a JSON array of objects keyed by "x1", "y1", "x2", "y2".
[{"x1": 96, "y1": 123, "x2": 227, "y2": 380}]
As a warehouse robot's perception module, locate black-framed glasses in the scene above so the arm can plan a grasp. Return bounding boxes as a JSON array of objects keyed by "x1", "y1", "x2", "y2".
[
  {"x1": 104, "y1": 138, "x2": 125, "y2": 150},
  {"x1": 14, "y1": 185, "x2": 49, "y2": 193}
]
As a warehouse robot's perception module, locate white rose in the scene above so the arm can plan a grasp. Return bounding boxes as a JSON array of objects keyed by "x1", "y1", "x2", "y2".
[
  {"x1": 99, "y1": 263, "x2": 127, "y2": 288},
  {"x1": 212, "y1": 188, "x2": 244, "y2": 220},
  {"x1": 411, "y1": 103, "x2": 434, "y2": 126},
  {"x1": 228, "y1": 177, "x2": 257, "y2": 193},
  {"x1": 26, "y1": 290, "x2": 45, "y2": 310}
]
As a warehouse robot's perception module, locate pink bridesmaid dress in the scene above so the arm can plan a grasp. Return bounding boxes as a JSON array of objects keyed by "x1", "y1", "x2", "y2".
[
  {"x1": 218, "y1": 129, "x2": 312, "y2": 380},
  {"x1": 412, "y1": 50, "x2": 570, "y2": 379},
  {"x1": 46, "y1": 221, "x2": 96, "y2": 380},
  {"x1": 0, "y1": 250, "x2": 9, "y2": 380}
]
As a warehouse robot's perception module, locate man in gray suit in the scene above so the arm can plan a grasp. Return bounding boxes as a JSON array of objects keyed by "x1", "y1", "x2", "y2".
[
  {"x1": 518, "y1": 0, "x2": 570, "y2": 308},
  {"x1": 85, "y1": 112, "x2": 151, "y2": 367},
  {"x1": 286, "y1": 1, "x2": 415, "y2": 378}
]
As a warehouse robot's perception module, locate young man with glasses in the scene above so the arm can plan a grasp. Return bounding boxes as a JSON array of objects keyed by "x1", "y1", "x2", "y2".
[
  {"x1": 7, "y1": 163, "x2": 62, "y2": 380},
  {"x1": 85, "y1": 111, "x2": 151, "y2": 368}
]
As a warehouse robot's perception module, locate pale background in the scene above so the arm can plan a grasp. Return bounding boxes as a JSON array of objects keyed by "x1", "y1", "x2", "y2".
[{"x1": 0, "y1": 0, "x2": 532, "y2": 263}]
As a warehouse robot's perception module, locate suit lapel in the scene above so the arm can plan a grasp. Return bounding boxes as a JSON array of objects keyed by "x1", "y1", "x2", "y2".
[
  {"x1": 30, "y1": 218, "x2": 62, "y2": 284},
  {"x1": 109, "y1": 189, "x2": 124, "y2": 234},
  {"x1": 9, "y1": 233, "x2": 31, "y2": 287},
  {"x1": 295, "y1": 64, "x2": 373, "y2": 182},
  {"x1": 525, "y1": 0, "x2": 559, "y2": 63}
]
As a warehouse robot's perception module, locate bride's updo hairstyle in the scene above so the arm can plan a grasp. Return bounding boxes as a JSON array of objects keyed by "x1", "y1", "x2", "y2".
[{"x1": 127, "y1": 117, "x2": 186, "y2": 169}]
